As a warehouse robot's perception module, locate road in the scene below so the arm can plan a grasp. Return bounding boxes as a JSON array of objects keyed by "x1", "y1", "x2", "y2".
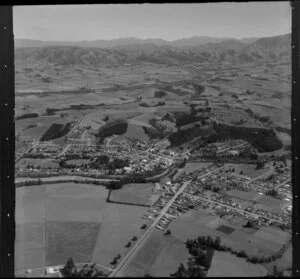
[
  {"x1": 15, "y1": 140, "x2": 40, "y2": 163},
  {"x1": 110, "y1": 165, "x2": 226, "y2": 277},
  {"x1": 109, "y1": 179, "x2": 192, "y2": 277},
  {"x1": 183, "y1": 193, "x2": 288, "y2": 225},
  {"x1": 246, "y1": 167, "x2": 275, "y2": 186},
  {"x1": 216, "y1": 142, "x2": 247, "y2": 154},
  {"x1": 58, "y1": 144, "x2": 71, "y2": 157},
  {"x1": 275, "y1": 178, "x2": 291, "y2": 190}
]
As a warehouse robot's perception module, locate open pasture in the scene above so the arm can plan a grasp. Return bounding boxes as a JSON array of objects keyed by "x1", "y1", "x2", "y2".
[
  {"x1": 65, "y1": 159, "x2": 90, "y2": 166},
  {"x1": 182, "y1": 162, "x2": 212, "y2": 174},
  {"x1": 255, "y1": 195, "x2": 290, "y2": 213},
  {"x1": 109, "y1": 183, "x2": 154, "y2": 205},
  {"x1": 91, "y1": 203, "x2": 151, "y2": 267},
  {"x1": 16, "y1": 182, "x2": 151, "y2": 271},
  {"x1": 15, "y1": 222, "x2": 46, "y2": 271},
  {"x1": 253, "y1": 226, "x2": 290, "y2": 246},
  {"x1": 207, "y1": 251, "x2": 267, "y2": 277},
  {"x1": 16, "y1": 115, "x2": 71, "y2": 138},
  {"x1": 224, "y1": 163, "x2": 271, "y2": 179},
  {"x1": 16, "y1": 158, "x2": 60, "y2": 169},
  {"x1": 225, "y1": 189, "x2": 259, "y2": 201},
  {"x1": 120, "y1": 229, "x2": 189, "y2": 277},
  {"x1": 169, "y1": 207, "x2": 289, "y2": 258},
  {"x1": 124, "y1": 123, "x2": 149, "y2": 141},
  {"x1": 46, "y1": 221, "x2": 100, "y2": 266}
]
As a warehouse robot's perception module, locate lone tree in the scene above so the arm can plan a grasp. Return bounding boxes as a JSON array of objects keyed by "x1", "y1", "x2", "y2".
[
  {"x1": 265, "y1": 189, "x2": 279, "y2": 198},
  {"x1": 61, "y1": 257, "x2": 76, "y2": 277},
  {"x1": 256, "y1": 160, "x2": 265, "y2": 170},
  {"x1": 164, "y1": 229, "x2": 172, "y2": 235}
]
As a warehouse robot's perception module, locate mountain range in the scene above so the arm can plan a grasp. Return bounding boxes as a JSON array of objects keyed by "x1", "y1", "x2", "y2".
[
  {"x1": 15, "y1": 36, "x2": 261, "y2": 49},
  {"x1": 15, "y1": 33, "x2": 291, "y2": 66}
]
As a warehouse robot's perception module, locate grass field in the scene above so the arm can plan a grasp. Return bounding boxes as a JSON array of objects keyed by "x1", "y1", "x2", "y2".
[
  {"x1": 46, "y1": 221, "x2": 101, "y2": 266},
  {"x1": 225, "y1": 190, "x2": 259, "y2": 201},
  {"x1": 182, "y1": 162, "x2": 212, "y2": 174},
  {"x1": 109, "y1": 183, "x2": 154, "y2": 205},
  {"x1": 15, "y1": 222, "x2": 45, "y2": 271},
  {"x1": 276, "y1": 132, "x2": 291, "y2": 146},
  {"x1": 120, "y1": 229, "x2": 189, "y2": 277},
  {"x1": 255, "y1": 195, "x2": 290, "y2": 213},
  {"x1": 91, "y1": 203, "x2": 151, "y2": 267},
  {"x1": 253, "y1": 226, "x2": 290, "y2": 246},
  {"x1": 124, "y1": 123, "x2": 149, "y2": 141},
  {"x1": 16, "y1": 115, "x2": 71, "y2": 138},
  {"x1": 16, "y1": 183, "x2": 151, "y2": 272},
  {"x1": 168, "y1": 207, "x2": 290, "y2": 258},
  {"x1": 65, "y1": 159, "x2": 90, "y2": 166},
  {"x1": 265, "y1": 245, "x2": 292, "y2": 273},
  {"x1": 16, "y1": 158, "x2": 60, "y2": 169},
  {"x1": 207, "y1": 251, "x2": 267, "y2": 277},
  {"x1": 224, "y1": 164, "x2": 270, "y2": 179}
]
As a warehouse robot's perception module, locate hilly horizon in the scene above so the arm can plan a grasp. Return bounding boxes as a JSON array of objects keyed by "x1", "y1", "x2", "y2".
[
  {"x1": 14, "y1": 33, "x2": 289, "y2": 49},
  {"x1": 15, "y1": 33, "x2": 291, "y2": 67}
]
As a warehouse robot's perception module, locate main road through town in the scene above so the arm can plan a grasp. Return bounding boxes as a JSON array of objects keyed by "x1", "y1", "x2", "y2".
[
  {"x1": 109, "y1": 178, "x2": 192, "y2": 277},
  {"x1": 109, "y1": 165, "x2": 226, "y2": 277}
]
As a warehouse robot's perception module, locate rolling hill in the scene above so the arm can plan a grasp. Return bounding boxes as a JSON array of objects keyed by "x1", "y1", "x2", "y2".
[{"x1": 15, "y1": 34, "x2": 291, "y2": 67}]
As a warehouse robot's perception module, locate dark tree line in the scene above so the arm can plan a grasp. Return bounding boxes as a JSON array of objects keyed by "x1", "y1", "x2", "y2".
[{"x1": 61, "y1": 258, "x2": 105, "y2": 277}]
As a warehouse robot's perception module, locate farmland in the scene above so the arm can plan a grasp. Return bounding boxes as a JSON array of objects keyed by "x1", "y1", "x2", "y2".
[
  {"x1": 109, "y1": 183, "x2": 155, "y2": 206},
  {"x1": 168, "y1": 207, "x2": 290, "y2": 258},
  {"x1": 222, "y1": 163, "x2": 270, "y2": 179},
  {"x1": 120, "y1": 229, "x2": 189, "y2": 277},
  {"x1": 14, "y1": 31, "x2": 292, "y2": 277},
  {"x1": 207, "y1": 251, "x2": 267, "y2": 277},
  {"x1": 15, "y1": 183, "x2": 151, "y2": 272}
]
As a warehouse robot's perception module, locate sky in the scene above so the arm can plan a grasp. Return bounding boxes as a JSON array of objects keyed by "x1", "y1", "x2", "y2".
[{"x1": 13, "y1": 2, "x2": 291, "y2": 41}]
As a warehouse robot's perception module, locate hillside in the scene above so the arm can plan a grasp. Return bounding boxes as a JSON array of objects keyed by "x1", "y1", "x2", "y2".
[
  {"x1": 15, "y1": 34, "x2": 291, "y2": 67},
  {"x1": 14, "y1": 36, "x2": 239, "y2": 49},
  {"x1": 40, "y1": 122, "x2": 73, "y2": 141},
  {"x1": 96, "y1": 119, "x2": 128, "y2": 140}
]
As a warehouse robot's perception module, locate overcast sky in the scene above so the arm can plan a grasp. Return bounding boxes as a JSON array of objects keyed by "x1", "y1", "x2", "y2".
[{"x1": 13, "y1": 2, "x2": 291, "y2": 41}]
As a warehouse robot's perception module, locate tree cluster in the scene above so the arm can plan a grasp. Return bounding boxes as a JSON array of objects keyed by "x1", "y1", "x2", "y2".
[{"x1": 61, "y1": 258, "x2": 105, "y2": 278}]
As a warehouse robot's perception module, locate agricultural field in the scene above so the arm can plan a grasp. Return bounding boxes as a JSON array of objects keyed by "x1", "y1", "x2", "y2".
[
  {"x1": 255, "y1": 195, "x2": 290, "y2": 213},
  {"x1": 225, "y1": 189, "x2": 259, "y2": 201},
  {"x1": 16, "y1": 158, "x2": 60, "y2": 169},
  {"x1": 15, "y1": 183, "x2": 151, "y2": 272},
  {"x1": 109, "y1": 183, "x2": 155, "y2": 205},
  {"x1": 207, "y1": 251, "x2": 267, "y2": 277},
  {"x1": 123, "y1": 123, "x2": 149, "y2": 141},
  {"x1": 16, "y1": 115, "x2": 72, "y2": 139},
  {"x1": 14, "y1": 33, "x2": 292, "y2": 277},
  {"x1": 265, "y1": 246, "x2": 292, "y2": 273},
  {"x1": 120, "y1": 229, "x2": 189, "y2": 277},
  {"x1": 64, "y1": 159, "x2": 90, "y2": 166},
  {"x1": 182, "y1": 162, "x2": 213, "y2": 174},
  {"x1": 222, "y1": 163, "x2": 271, "y2": 179},
  {"x1": 46, "y1": 221, "x2": 100, "y2": 266},
  {"x1": 168, "y1": 207, "x2": 291, "y2": 259}
]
